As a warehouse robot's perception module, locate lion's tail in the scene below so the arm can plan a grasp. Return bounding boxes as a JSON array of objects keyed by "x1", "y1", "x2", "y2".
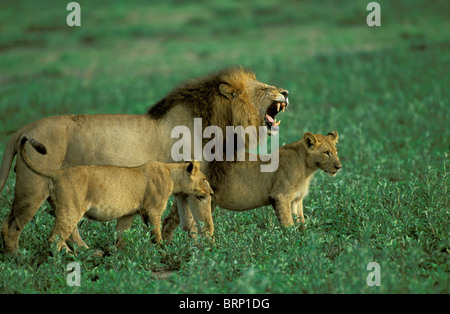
[
  {"x1": 0, "y1": 130, "x2": 22, "y2": 193},
  {"x1": 19, "y1": 135, "x2": 55, "y2": 180}
]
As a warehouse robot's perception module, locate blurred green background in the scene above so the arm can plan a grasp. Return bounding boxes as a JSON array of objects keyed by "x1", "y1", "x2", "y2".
[
  {"x1": 0, "y1": 0, "x2": 448, "y2": 137},
  {"x1": 0, "y1": 0, "x2": 449, "y2": 293}
]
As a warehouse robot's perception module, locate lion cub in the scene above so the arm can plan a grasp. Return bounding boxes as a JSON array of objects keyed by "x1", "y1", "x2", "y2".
[
  {"x1": 162, "y1": 131, "x2": 341, "y2": 240},
  {"x1": 212, "y1": 131, "x2": 341, "y2": 227},
  {"x1": 19, "y1": 135, "x2": 213, "y2": 252}
]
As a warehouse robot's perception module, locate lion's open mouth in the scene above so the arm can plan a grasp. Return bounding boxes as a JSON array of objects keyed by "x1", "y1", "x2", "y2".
[{"x1": 265, "y1": 101, "x2": 287, "y2": 135}]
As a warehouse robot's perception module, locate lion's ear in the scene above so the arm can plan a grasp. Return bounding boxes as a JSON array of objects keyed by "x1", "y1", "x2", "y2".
[
  {"x1": 303, "y1": 132, "x2": 318, "y2": 150},
  {"x1": 219, "y1": 84, "x2": 237, "y2": 100},
  {"x1": 186, "y1": 160, "x2": 200, "y2": 174},
  {"x1": 327, "y1": 130, "x2": 339, "y2": 143},
  {"x1": 192, "y1": 160, "x2": 200, "y2": 173}
]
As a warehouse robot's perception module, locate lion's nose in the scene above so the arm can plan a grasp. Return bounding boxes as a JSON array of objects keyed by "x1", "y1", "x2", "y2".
[
  {"x1": 335, "y1": 163, "x2": 342, "y2": 171},
  {"x1": 281, "y1": 90, "x2": 289, "y2": 99}
]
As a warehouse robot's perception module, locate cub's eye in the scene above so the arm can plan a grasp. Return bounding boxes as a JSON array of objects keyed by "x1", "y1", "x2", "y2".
[{"x1": 325, "y1": 151, "x2": 332, "y2": 157}]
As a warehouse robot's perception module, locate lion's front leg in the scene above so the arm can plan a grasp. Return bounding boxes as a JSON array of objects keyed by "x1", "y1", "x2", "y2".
[
  {"x1": 162, "y1": 200, "x2": 181, "y2": 243},
  {"x1": 291, "y1": 199, "x2": 305, "y2": 225},
  {"x1": 187, "y1": 195, "x2": 214, "y2": 240},
  {"x1": 140, "y1": 199, "x2": 169, "y2": 244},
  {"x1": 269, "y1": 195, "x2": 294, "y2": 227},
  {"x1": 176, "y1": 195, "x2": 198, "y2": 238},
  {"x1": 144, "y1": 211, "x2": 163, "y2": 244}
]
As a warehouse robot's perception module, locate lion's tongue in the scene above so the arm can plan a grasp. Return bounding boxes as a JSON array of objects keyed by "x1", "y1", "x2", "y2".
[{"x1": 266, "y1": 114, "x2": 274, "y2": 123}]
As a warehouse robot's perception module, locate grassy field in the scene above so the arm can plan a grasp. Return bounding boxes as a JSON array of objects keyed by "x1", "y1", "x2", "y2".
[{"x1": 0, "y1": 0, "x2": 449, "y2": 294}]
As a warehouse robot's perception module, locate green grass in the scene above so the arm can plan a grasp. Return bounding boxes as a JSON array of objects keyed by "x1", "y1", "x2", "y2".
[{"x1": 0, "y1": 0, "x2": 449, "y2": 293}]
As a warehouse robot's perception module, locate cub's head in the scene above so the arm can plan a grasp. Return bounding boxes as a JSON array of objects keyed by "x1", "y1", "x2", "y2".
[
  {"x1": 303, "y1": 131, "x2": 342, "y2": 176},
  {"x1": 218, "y1": 67, "x2": 289, "y2": 136},
  {"x1": 181, "y1": 161, "x2": 214, "y2": 200}
]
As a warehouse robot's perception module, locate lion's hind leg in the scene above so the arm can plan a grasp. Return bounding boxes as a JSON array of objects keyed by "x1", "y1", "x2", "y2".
[
  {"x1": 2, "y1": 185, "x2": 48, "y2": 255},
  {"x1": 67, "y1": 226, "x2": 89, "y2": 249},
  {"x1": 67, "y1": 225, "x2": 105, "y2": 257},
  {"x1": 50, "y1": 206, "x2": 84, "y2": 253}
]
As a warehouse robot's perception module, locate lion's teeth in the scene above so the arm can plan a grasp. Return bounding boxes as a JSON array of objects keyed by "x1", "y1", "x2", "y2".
[
  {"x1": 282, "y1": 103, "x2": 286, "y2": 112},
  {"x1": 277, "y1": 103, "x2": 280, "y2": 112}
]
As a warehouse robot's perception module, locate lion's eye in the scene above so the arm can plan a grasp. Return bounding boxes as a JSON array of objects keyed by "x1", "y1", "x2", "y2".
[{"x1": 325, "y1": 151, "x2": 331, "y2": 157}]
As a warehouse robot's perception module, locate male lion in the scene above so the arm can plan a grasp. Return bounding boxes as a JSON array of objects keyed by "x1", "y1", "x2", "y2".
[
  {"x1": 162, "y1": 131, "x2": 341, "y2": 241},
  {"x1": 0, "y1": 66, "x2": 289, "y2": 254},
  {"x1": 18, "y1": 135, "x2": 213, "y2": 252}
]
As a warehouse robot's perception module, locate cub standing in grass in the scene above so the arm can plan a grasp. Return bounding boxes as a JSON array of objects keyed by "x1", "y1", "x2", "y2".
[
  {"x1": 19, "y1": 135, "x2": 213, "y2": 253},
  {"x1": 163, "y1": 131, "x2": 341, "y2": 240}
]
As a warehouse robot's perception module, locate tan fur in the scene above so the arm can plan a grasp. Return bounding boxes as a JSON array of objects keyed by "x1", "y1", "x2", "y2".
[
  {"x1": 18, "y1": 135, "x2": 213, "y2": 252},
  {"x1": 0, "y1": 67, "x2": 288, "y2": 254},
  {"x1": 162, "y1": 131, "x2": 341, "y2": 241}
]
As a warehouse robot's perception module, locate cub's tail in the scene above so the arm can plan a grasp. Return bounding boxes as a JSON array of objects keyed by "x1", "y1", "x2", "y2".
[{"x1": 19, "y1": 135, "x2": 56, "y2": 179}]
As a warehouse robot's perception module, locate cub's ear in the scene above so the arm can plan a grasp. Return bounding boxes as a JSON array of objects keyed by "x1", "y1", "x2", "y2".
[
  {"x1": 219, "y1": 83, "x2": 238, "y2": 99},
  {"x1": 186, "y1": 160, "x2": 200, "y2": 174},
  {"x1": 327, "y1": 130, "x2": 339, "y2": 143},
  {"x1": 193, "y1": 160, "x2": 200, "y2": 173},
  {"x1": 303, "y1": 132, "x2": 318, "y2": 149},
  {"x1": 186, "y1": 162, "x2": 194, "y2": 173}
]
